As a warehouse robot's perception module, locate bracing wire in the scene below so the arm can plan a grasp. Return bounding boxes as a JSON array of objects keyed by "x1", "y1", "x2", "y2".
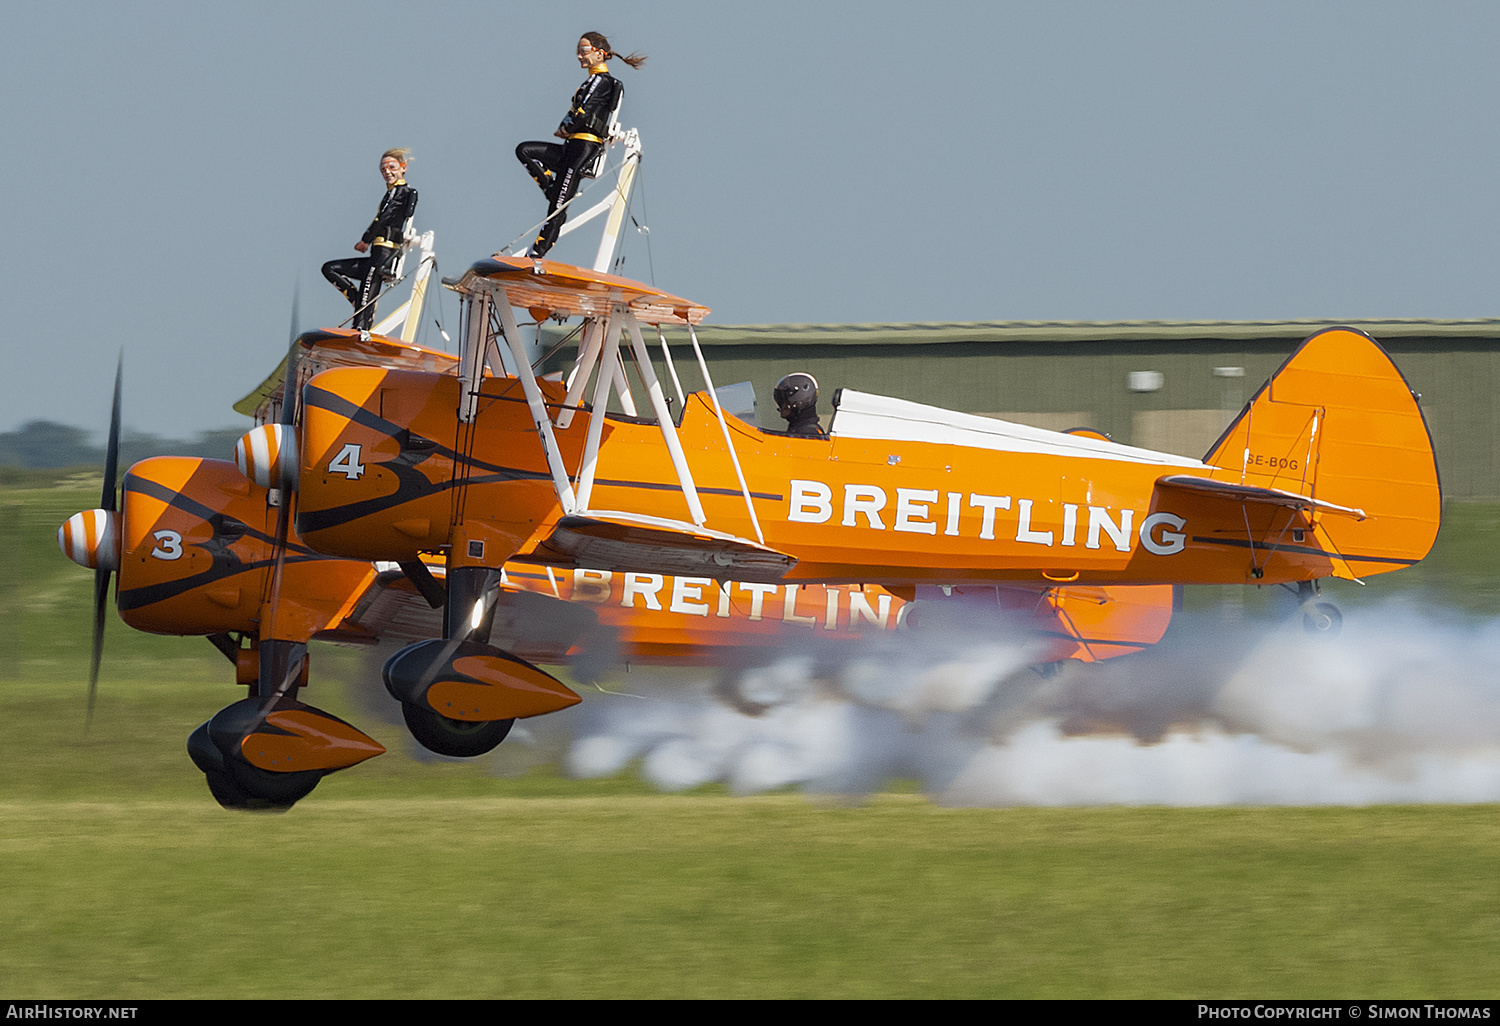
[{"x1": 634, "y1": 164, "x2": 657, "y2": 288}]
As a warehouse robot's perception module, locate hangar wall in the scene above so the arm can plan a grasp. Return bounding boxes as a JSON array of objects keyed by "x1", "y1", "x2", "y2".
[{"x1": 549, "y1": 319, "x2": 1500, "y2": 499}]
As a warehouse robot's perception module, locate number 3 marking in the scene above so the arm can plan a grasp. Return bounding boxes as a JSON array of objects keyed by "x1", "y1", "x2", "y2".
[
  {"x1": 328, "y1": 443, "x2": 366, "y2": 480},
  {"x1": 151, "y1": 530, "x2": 183, "y2": 560}
]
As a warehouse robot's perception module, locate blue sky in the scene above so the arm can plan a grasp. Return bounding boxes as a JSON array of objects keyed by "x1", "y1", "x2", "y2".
[{"x1": 4, "y1": 1, "x2": 1499, "y2": 437}]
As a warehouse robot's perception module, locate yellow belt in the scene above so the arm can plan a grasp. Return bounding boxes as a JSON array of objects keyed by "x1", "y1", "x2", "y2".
[
  {"x1": 372, "y1": 237, "x2": 399, "y2": 249},
  {"x1": 566, "y1": 133, "x2": 603, "y2": 144}
]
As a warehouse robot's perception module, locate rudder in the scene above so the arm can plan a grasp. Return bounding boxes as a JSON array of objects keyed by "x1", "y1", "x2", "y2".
[{"x1": 1201, "y1": 327, "x2": 1440, "y2": 577}]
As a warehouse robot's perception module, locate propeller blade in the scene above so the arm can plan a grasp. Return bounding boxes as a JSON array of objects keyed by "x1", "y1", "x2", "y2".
[
  {"x1": 267, "y1": 289, "x2": 303, "y2": 620},
  {"x1": 256, "y1": 287, "x2": 306, "y2": 724},
  {"x1": 100, "y1": 352, "x2": 122, "y2": 512},
  {"x1": 86, "y1": 566, "x2": 108, "y2": 731},
  {"x1": 87, "y1": 353, "x2": 123, "y2": 729},
  {"x1": 279, "y1": 282, "x2": 301, "y2": 433},
  {"x1": 287, "y1": 279, "x2": 301, "y2": 348}
]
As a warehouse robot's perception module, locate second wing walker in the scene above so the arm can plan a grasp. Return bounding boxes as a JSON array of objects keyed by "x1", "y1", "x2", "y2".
[{"x1": 285, "y1": 259, "x2": 1438, "y2": 760}]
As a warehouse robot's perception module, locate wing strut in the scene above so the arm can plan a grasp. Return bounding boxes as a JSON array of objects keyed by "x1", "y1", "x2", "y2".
[
  {"x1": 622, "y1": 308, "x2": 705, "y2": 525},
  {"x1": 687, "y1": 323, "x2": 765, "y2": 545},
  {"x1": 556, "y1": 314, "x2": 635, "y2": 427},
  {"x1": 489, "y1": 284, "x2": 578, "y2": 515},
  {"x1": 448, "y1": 259, "x2": 754, "y2": 552}
]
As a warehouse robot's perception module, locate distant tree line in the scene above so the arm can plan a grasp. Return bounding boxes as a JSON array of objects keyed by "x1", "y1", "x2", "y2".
[{"x1": 0, "y1": 420, "x2": 248, "y2": 469}]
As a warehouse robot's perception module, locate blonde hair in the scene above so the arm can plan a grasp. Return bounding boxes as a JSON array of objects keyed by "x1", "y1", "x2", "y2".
[{"x1": 380, "y1": 148, "x2": 411, "y2": 166}]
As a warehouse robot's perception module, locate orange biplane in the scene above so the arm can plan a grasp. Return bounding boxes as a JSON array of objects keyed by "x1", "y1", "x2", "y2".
[
  {"x1": 58, "y1": 143, "x2": 1439, "y2": 808},
  {"x1": 239, "y1": 255, "x2": 1436, "y2": 805},
  {"x1": 58, "y1": 318, "x2": 1176, "y2": 808}
]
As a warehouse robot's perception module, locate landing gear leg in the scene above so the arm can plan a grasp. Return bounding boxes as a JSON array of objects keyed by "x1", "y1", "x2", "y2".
[
  {"x1": 389, "y1": 567, "x2": 518, "y2": 757},
  {"x1": 384, "y1": 566, "x2": 578, "y2": 755}
]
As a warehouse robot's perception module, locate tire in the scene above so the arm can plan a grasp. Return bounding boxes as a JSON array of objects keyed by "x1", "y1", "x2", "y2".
[
  {"x1": 1302, "y1": 602, "x2": 1343, "y2": 637},
  {"x1": 401, "y1": 702, "x2": 514, "y2": 757},
  {"x1": 203, "y1": 767, "x2": 315, "y2": 812},
  {"x1": 225, "y1": 760, "x2": 322, "y2": 809}
]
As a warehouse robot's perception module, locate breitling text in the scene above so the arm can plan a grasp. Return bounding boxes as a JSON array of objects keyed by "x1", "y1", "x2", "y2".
[{"x1": 785, "y1": 479, "x2": 1187, "y2": 555}]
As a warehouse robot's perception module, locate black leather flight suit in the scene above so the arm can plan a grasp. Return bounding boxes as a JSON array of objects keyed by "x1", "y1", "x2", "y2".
[
  {"x1": 515, "y1": 67, "x2": 623, "y2": 258},
  {"x1": 322, "y1": 180, "x2": 418, "y2": 330},
  {"x1": 784, "y1": 409, "x2": 827, "y2": 438}
]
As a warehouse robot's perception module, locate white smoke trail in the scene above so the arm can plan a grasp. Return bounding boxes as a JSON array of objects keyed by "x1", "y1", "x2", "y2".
[{"x1": 563, "y1": 600, "x2": 1500, "y2": 805}]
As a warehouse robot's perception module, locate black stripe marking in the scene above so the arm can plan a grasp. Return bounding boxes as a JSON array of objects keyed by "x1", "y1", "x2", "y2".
[
  {"x1": 594, "y1": 477, "x2": 783, "y2": 501},
  {"x1": 1190, "y1": 535, "x2": 1420, "y2": 566},
  {"x1": 117, "y1": 553, "x2": 327, "y2": 611},
  {"x1": 124, "y1": 474, "x2": 320, "y2": 559},
  {"x1": 300, "y1": 384, "x2": 784, "y2": 532}
]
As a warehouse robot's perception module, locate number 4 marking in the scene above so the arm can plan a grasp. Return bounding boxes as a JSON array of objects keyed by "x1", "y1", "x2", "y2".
[{"x1": 328, "y1": 443, "x2": 365, "y2": 480}]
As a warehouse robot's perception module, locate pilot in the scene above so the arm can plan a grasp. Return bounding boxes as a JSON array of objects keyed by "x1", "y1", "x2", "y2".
[
  {"x1": 774, "y1": 373, "x2": 827, "y2": 438},
  {"x1": 322, "y1": 148, "x2": 418, "y2": 331},
  {"x1": 515, "y1": 33, "x2": 646, "y2": 259}
]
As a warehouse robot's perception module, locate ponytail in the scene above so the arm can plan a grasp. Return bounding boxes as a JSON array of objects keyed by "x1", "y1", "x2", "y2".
[{"x1": 582, "y1": 31, "x2": 647, "y2": 69}]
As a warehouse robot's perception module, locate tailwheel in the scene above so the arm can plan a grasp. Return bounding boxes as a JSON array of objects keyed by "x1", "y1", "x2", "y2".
[
  {"x1": 1302, "y1": 601, "x2": 1343, "y2": 637},
  {"x1": 401, "y1": 703, "x2": 514, "y2": 758},
  {"x1": 1294, "y1": 581, "x2": 1343, "y2": 638}
]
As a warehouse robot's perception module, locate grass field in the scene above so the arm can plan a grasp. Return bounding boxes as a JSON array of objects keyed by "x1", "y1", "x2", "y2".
[
  {"x1": 3, "y1": 478, "x2": 1499, "y2": 998},
  {"x1": 3, "y1": 799, "x2": 1496, "y2": 998}
]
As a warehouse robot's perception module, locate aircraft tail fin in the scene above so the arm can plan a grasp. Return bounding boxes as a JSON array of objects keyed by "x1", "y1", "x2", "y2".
[{"x1": 1199, "y1": 327, "x2": 1441, "y2": 578}]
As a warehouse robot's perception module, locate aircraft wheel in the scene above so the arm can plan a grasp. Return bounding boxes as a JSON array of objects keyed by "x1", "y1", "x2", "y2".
[
  {"x1": 402, "y1": 702, "x2": 514, "y2": 758},
  {"x1": 201, "y1": 767, "x2": 316, "y2": 812},
  {"x1": 1302, "y1": 601, "x2": 1343, "y2": 638},
  {"x1": 203, "y1": 769, "x2": 254, "y2": 810},
  {"x1": 223, "y1": 759, "x2": 322, "y2": 809}
]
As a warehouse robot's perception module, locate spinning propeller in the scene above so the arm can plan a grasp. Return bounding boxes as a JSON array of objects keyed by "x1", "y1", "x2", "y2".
[
  {"x1": 56, "y1": 353, "x2": 123, "y2": 730},
  {"x1": 236, "y1": 286, "x2": 311, "y2": 714},
  {"x1": 89, "y1": 354, "x2": 124, "y2": 728},
  {"x1": 257, "y1": 288, "x2": 309, "y2": 709}
]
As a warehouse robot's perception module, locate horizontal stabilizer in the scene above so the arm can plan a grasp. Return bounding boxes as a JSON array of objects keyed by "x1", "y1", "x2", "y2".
[
  {"x1": 1156, "y1": 475, "x2": 1366, "y2": 521},
  {"x1": 912, "y1": 583, "x2": 1174, "y2": 663},
  {"x1": 1043, "y1": 583, "x2": 1177, "y2": 662},
  {"x1": 529, "y1": 511, "x2": 797, "y2": 583}
]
